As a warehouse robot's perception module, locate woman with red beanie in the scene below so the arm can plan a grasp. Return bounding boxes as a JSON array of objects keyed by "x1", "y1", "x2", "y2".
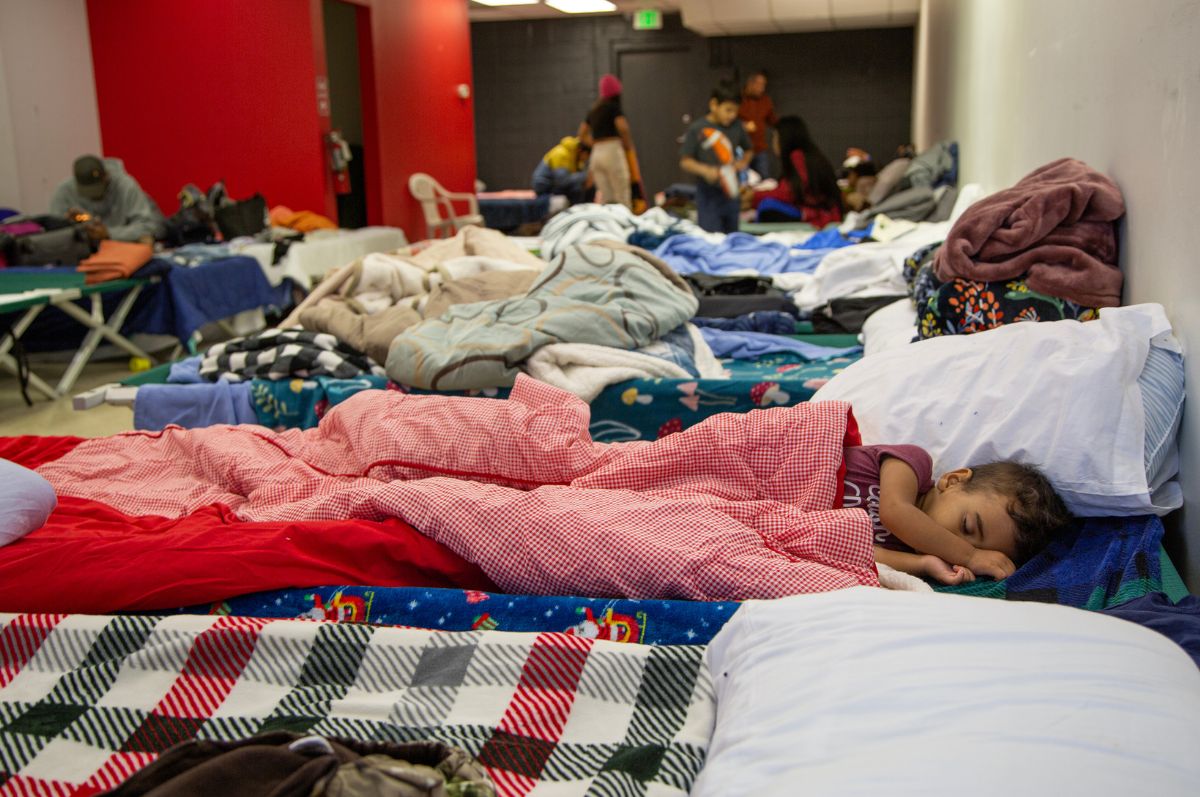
[{"x1": 578, "y1": 73, "x2": 638, "y2": 208}]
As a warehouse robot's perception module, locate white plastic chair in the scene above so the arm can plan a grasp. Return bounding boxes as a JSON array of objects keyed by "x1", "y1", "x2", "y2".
[{"x1": 407, "y1": 172, "x2": 484, "y2": 239}]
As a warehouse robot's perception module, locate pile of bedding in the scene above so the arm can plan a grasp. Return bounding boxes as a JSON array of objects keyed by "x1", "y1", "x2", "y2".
[
  {"x1": 185, "y1": 229, "x2": 749, "y2": 411},
  {"x1": 907, "y1": 157, "x2": 1124, "y2": 339},
  {"x1": 538, "y1": 204, "x2": 712, "y2": 261},
  {"x1": 906, "y1": 242, "x2": 1098, "y2": 339},
  {"x1": 384, "y1": 241, "x2": 699, "y2": 391}
]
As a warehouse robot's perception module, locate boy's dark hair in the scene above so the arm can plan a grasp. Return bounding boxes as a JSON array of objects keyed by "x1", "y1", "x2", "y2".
[
  {"x1": 964, "y1": 461, "x2": 1073, "y2": 563},
  {"x1": 711, "y1": 81, "x2": 740, "y2": 105}
]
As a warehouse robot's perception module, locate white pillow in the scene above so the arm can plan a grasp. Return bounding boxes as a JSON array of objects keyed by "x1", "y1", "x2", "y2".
[
  {"x1": 813, "y1": 303, "x2": 1176, "y2": 516},
  {"x1": 860, "y1": 297, "x2": 918, "y2": 358},
  {"x1": 694, "y1": 588, "x2": 1200, "y2": 797},
  {"x1": 0, "y1": 458, "x2": 56, "y2": 546}
]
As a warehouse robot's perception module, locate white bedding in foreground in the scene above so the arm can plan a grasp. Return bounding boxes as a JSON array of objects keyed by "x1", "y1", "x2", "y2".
[{"x1": 694, "y1": 587, "x2": 1200, "y2": 797}]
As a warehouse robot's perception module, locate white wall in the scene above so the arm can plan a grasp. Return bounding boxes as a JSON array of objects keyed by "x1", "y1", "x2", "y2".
[
  {"x1": 915, "y1": 0, "x2": 1200, "y2": 589},
  {"x1": 0, "y1": 0, "x2": 102, "y2": 212}
]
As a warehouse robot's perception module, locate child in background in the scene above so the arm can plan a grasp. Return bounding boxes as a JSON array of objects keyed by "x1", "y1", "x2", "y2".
[
  {"x1": 679, "y1": 82, "x2": 752, "y2": 233},
  {"x1": 842, "y1": 445, "x2": 1073, "y2": 584}
]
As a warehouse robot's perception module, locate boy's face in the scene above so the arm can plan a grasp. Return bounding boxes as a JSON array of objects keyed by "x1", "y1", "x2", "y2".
[
  {"x1": 710, "y1": 99, "x2": 740, "y2": 127},
  {"x1": 926, "y1": 476, "x2": 1020, "y2": 560}
]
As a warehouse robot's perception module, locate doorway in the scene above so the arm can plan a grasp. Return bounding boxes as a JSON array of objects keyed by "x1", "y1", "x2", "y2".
[
  {"x1": 617, "y1": 46, "x2": 707, "y2": 200},
  {"x1": 322, "y1": 0, "x2": 369, "y2": 228}
]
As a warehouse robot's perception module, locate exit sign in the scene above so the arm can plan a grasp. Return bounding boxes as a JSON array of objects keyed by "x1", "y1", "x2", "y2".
[{"x1": 633, "y1": 8, "x2": 662, "y2": 30}]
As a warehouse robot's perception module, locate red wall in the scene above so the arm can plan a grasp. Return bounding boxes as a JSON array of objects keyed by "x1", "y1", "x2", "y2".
[
  {"x1": 85, "y1": 0, "x2": 474, "y2": 239},
  {"x1": 86, "y1": 0, "x2": 334, "y2": 218},
  {"x1": 359, "y1": 0, "x2": 476, "y2": 238}
]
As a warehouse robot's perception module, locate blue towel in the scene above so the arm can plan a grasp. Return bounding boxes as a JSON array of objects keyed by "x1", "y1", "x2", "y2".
[
  {"x1": 167, "y1": 355, "x2": 204, "y2": 384},
  {"x1": 939, "y1": 515, "x2": 1168, "y2": 610},
  {"x1": 692, "y1": 312, "x2": 797, "y2": 335},
  {"x1": 134, "y1": 381, "x2": 257, "y2": 431},
  {"x1": 655, "y1": 232, "x2": 796, "y2": 275},
  {"x1": 698, "y1": 327, "x2": 862, "y2": 361},
  {"x1": 753, "y1": 197, "x2": 802, "y2": 221},
  {"x1": 798, "y1": 225, "x2": 873, "y2": 250}
]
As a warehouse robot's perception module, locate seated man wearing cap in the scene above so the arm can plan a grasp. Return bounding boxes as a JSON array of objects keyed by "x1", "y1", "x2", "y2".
[{"x1": 48, "y1": 155, "x2": 166, "y2": 243}]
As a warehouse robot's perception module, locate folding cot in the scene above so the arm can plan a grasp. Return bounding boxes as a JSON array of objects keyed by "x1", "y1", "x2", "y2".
[{"x1": 0, "y1": 270, "x2": 153, "y2": 398}]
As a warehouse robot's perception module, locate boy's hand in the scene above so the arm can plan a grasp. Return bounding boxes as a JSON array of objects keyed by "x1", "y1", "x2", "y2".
[
  {"x1": 965, "y1": 548, "x2": 1016, "y2": 581},
  {"x1": 920, "y1": 555, "x2": 975, "y2": 585},
  {"x1": 704, "y1": 165, "x2": 721, "y2": 184}
]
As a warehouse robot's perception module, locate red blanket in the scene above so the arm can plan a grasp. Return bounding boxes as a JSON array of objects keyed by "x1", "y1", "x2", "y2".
[
  {"x1": 933, "y1": 157, "x2": 1125, "y2": 307},
  {"x1": 36, "y1": 376, "x2": 879, "y2": 601},
  {"x1": 0, "y1": 438, "x2": 495, "y2": 614}
]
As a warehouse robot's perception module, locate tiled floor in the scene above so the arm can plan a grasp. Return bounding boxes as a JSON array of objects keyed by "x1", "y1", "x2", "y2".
[{"x1": 0, "y1": 357, "x2": 135, "y2": 437}]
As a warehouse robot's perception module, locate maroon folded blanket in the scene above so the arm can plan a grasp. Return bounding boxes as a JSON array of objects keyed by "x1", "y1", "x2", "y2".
[{"x1": 934, "y1": 158, "x2": 1125, "y2": 307}]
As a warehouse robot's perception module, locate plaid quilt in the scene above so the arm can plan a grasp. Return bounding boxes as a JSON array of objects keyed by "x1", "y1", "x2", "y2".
[{"x1": 0, "y1": 613, "x2": 713, "y2": 796}]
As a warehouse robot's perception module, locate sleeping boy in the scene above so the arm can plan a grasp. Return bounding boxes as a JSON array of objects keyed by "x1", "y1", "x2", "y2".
[{"x1": 843, "y1": 445, "x2": 1073, "y2": 584}]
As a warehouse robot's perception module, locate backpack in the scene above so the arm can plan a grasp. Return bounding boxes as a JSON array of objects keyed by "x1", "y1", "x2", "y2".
[
  {"x1": 163, "y1": 183, "x2": 219, "y2": 247},
  {"x1": 6, "y1": 225, "x2": 94, "y2": 266},
  {"x1": 213, "y1": 192, "x2": 268, "y2": 240}
]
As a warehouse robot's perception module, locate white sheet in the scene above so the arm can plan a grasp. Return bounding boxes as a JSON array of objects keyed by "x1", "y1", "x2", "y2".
[
  {"x1": 694, "y1": 587, "x2": 1200, "y2": 797},
  {"x1": 523, "y1": 324, "x2": 726, "y2": 402},
  {"x1": 234, "y1": 226, "x2": 408, "y2": 290},
  {"x1": 523, "y1": 344, "x2": 693, "y2": 401},
  {"x1": 775, "y1": 221, "x2": 952, "y2": 311}
]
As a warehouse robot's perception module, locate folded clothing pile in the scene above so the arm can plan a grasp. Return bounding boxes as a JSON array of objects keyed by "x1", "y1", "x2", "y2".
[
  {"x1": 908, "y1": 242, "x2": 1097, "y2": 340},
  {"x1": 76, "y1": 239, "x2": 153, "y2": 284},
  {"x1": 933, "y1": 157, "x2": 1125, "y2": 308},
  {"x1": 200, "y1": 328, "x2": 385, "y2": 382}
]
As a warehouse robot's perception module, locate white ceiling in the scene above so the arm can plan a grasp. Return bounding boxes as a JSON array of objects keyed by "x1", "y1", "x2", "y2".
[
  {"x1": 467, "y1": 1, "x2": 680, "y2": 23},
  {"x1": 681, "y1": 0, "x2": 920, "y2": 34},
  {"x1": 466, "y1": 0, "x2": 920, "y2": 33}
]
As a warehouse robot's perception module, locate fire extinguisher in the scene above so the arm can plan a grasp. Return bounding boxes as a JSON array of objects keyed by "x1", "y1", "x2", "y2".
[{"x1": 325, "y1": 130, "x2": 352, "y2": 195}]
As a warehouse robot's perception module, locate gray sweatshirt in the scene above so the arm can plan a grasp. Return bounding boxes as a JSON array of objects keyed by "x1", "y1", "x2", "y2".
[{"x1": 48, "y1": 158, "x2": 166, "y2": 242}]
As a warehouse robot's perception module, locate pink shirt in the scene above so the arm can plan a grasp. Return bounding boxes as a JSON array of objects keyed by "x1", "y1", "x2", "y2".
[{"x1": 842, "y1": 445, "x2": 934, "y2": 552}]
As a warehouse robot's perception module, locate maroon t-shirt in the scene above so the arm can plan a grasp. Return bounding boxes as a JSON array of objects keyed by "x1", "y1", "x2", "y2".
[{"x1": 842, "y1": 445, "x2": 934, "y2": 552}]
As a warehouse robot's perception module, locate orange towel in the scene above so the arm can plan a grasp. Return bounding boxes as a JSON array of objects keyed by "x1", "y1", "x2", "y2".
[
  {"x1": 77, "y1": 240, "x2": 153, "y2": 285},
  {"x1": 269, "y1": 205, "x2": 337, "y2": 232}
]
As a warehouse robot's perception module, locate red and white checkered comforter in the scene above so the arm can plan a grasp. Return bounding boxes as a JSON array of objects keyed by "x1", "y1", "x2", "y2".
[{"x1": 39, "y1": 376, "x2": 878, "y2": 600}]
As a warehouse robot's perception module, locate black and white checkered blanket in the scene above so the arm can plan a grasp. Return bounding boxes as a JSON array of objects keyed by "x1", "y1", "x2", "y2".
[
  {"x1": 200, "y1": 328, "x2": 386, "y2": 382},
  {"x1": 0, "y1": 613, "x2": 713, "y2": 795}
]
